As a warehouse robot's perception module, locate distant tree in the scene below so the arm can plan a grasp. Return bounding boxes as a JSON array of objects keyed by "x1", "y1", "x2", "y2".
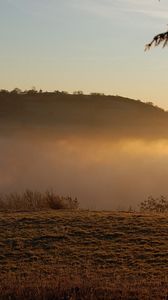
[
  {"x1": 53, "y1": 90, "x2": 59, "y2": 95},
  {"x1": 55, "y1": 90, "x2": 70, "y2": 95},
  {"x1": 90, "y1": 92, "x2": 105, "y2": 96},
  {"x1": 27, "y1": 87, "x2": 38, "y2": 95},
  {"x1": 60, "y1": 91, "x2": 69, "y2": 95},
  {"x1": 146, "y1": 101, "x2": 154, "y2": 106},
  {"x1": 0, "y1": 89, "x2": 9, "y2": 95},
  {"x1": 73, "y1": 91, "x2": 84, "y2": 95},
  {"x1": 10, "y1": 88, "x2": 22, "y2": 94}
]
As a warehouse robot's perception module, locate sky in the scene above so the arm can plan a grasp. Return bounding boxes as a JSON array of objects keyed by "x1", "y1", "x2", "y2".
[{"x1": 0, "y1": 0, "x2": 168, "y2": 108}]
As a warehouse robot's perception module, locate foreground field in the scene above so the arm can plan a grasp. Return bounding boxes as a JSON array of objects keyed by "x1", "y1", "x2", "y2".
[{"x1": 0, "y1": 210, "x2": 167, "y2": 299}]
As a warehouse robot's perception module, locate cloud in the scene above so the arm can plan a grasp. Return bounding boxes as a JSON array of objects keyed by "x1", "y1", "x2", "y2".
[
  {"x1": 70, "y1": 0, "x2": 168, "y2": 21},
  {"x1": 123, "y1": 0, "x2": 168, "y2": 20},
  {"x1": 5, "y1": 0, "x2": 168, "y2": 22}
]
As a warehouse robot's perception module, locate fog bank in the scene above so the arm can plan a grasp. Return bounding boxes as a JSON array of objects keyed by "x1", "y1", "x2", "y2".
[{"x1": 1, "y1": 133, "x2": 168, "y2": 210}]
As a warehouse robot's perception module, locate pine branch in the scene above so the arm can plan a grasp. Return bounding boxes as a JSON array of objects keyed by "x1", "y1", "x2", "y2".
[{"x1": 145, "y1": 31, "x2": 168, "y2": 51}]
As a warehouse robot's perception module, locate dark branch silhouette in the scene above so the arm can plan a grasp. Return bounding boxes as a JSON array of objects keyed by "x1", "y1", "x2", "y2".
[{"x1": 145, "y1": 31, "x2": 168, "y2": 51}]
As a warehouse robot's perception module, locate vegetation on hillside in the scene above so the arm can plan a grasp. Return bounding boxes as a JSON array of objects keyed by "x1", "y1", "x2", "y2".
[{"x1": 0, "y1": 88, "x2": 167, "y2": 139}]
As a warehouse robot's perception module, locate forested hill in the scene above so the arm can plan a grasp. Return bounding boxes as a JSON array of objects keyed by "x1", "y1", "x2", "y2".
[{"x1": 0, "y1": 91, "x2": 167, "y2": 138}]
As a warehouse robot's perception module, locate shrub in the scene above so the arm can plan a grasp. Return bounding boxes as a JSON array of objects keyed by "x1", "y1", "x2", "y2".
[
  {"x1": 45, "y1": 191, "x2": 79, "y2": 210},
  {"x1": 139, "y1": 195, "x2": 168, "y2": 213},
  {"x1": 0, "y1": 190, "x2": 79, "y2": 212}
]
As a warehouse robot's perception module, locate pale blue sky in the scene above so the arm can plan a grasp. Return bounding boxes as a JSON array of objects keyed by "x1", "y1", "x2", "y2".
[{"x1": 0, "y1": 0, "x2": 168, "y2": 108}]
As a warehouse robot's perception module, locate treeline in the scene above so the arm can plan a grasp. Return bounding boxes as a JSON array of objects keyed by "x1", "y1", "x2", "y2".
[
  {"x1": 0, "y1": 88, "x2": 163, "y2": 111},
  {"x1": 0, "y1": 88, "x2": 106, "y2": 96},
  {"x1": 0, "y1": 88, "x2": 164, "y2": 115},
  {"x1": 0, "y1": 87, "x2": 167, "y2": 139}
]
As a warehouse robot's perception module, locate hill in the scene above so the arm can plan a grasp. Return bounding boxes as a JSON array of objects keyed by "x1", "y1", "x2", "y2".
[{"x1": 0, "y1": 91, "x2": 168, "y2": 138}]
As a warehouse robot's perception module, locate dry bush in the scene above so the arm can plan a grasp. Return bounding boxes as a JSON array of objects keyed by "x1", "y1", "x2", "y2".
[
  {"x1": 0, "y1": 190, "x2": 79, "y2": 211},
  {"x1": 45, "y1": 191, "x2": 79, "y2": 210},
  {"x1": 140, "y1": 195, "x2": 168, "y2": 213}
]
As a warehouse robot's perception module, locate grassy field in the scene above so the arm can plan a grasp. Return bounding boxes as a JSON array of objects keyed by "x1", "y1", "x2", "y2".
[{"x1": 0, "y1": 210, "x2": 167, "y2": 299}]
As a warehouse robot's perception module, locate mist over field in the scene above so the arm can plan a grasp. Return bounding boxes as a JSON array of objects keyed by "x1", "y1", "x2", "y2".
[
  {"x1": 1, "y1": 135, "x2": 168, "y2": 210},
  {"x1": 1, "y1": 92, "x2": 168, "y2": 210}
]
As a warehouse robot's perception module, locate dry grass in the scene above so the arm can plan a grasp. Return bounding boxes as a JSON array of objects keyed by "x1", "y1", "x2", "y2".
[
  {"x1": 0, "y1": 210, "x2": 167, "y2": 299},
  {"x1": 1, "y1": 273, "x2": 167, "y2": 300},
  {"x1": 0, "y1": 190, "x2": 79, "y2": 211}
]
